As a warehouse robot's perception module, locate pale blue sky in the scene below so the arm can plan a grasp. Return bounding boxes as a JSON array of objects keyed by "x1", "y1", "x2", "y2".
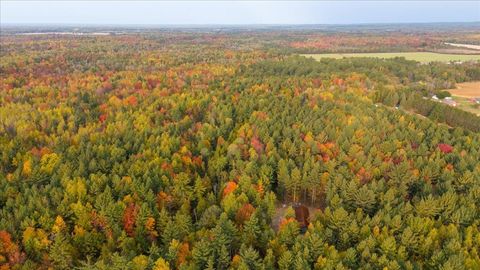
[{"x1": 1, "y1": 1, "x2": 479, "y2": 25}]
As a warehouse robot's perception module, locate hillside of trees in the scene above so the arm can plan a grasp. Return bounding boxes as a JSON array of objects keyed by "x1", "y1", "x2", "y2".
[{"x1": 1, "y1": 31, "x2": 480, "y2": 269}]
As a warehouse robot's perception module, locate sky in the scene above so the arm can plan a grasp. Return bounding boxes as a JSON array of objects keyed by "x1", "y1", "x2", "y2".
[{"x1": 1, "y1": 1, "x2": 479, "y2": 25}]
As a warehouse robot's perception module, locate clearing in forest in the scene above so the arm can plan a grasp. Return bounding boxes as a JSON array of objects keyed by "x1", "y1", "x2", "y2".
[
  {"x1": 302, "y1": 52, "x2": 480, "y2": 63},
  {"x1": 271, "y1": 204, "x2": 323, "y2": 232}
]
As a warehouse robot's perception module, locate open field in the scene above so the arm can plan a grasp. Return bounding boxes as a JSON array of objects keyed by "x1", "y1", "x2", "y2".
[
  {"x1": 445, "y1": 81, "x2": 480, "y2": 115},
  {"x1": 302, "y1": 52, "x2": 480, "y2": 63},
  {"x1": 447, "y1": 81, "x2": 480, "y2": 98},
  {"x1": 449, "y1": 96, "x2": 480, "y2": 116}
]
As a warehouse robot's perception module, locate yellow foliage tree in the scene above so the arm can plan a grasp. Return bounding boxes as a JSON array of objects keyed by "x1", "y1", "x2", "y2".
[
  {"x1": 153, "y1": 257, "x2": 170, "y2": 270},
  {"x1": 132, "y1": 255, "x2": 149, "y2": 270},
  {"x1": 52, "y1": 216, "x2": 66, "y2": 234},
  {"x1": 40, "y1": 153, "x2": 60, "y2": 174},
  {"x1": 22, "y1": 159, "x2": 32, "y2": 177}
]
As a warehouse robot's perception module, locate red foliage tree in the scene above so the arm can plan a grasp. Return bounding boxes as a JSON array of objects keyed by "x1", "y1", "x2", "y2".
[
  {"x1": 251, "y1": 136, "x2": 264, "y2": 154},
  {"x1": 99, "y1": 114, "x2": 108, "y2": 123},
  {"x1": 122, "y1": 203, "x2": 138, "y2": 237},
  {"x1": 124, "y1": 95, "x2": 138, "y2": 106},
  {"x1": 0, "y1": 230, "x2": 24, "y2": 267},
  {"x1": 438, "y1": 143, "x2": 453, "y2": 154},
  {"x1": 134, "y1": 81, "x2": 143, "y2": 90},
  {"x1": 235, "y1": 203, "x2": 255, "y2": 225}
]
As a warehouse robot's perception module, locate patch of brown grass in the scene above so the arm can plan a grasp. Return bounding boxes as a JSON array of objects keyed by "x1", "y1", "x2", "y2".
[{"x1": 448, "y1": 81, "x2": 480, "y2": 98}]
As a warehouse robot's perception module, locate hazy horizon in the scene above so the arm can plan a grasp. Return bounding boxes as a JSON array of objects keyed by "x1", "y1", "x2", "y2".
[
  {"x1": 2, "y1": 21, "x2": 480, "y2": 27},
  {"x1": 1, "y1": 1, "x2": 479, "y2": 25}
]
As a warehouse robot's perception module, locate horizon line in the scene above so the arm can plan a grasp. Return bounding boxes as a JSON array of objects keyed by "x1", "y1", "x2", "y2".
[{"x1": 2, "y1": 21, "x2": 480, "y2": 27}]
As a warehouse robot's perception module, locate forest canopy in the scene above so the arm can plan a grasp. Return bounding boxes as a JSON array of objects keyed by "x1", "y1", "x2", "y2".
[{"x1": 1, "y1": 27, "x2": 480, "y2": 270}]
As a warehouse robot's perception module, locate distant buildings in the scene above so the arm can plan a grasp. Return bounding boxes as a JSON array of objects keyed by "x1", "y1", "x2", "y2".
[
  {"x1": 431, "y1": 94, "x2": 458, "y2": 107},
  {"x1": 442, "y1": 99, "x2": 457, "y2": 107}
]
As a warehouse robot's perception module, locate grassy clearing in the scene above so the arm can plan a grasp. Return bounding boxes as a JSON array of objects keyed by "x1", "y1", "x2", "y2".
[
  {"x1": 302, "y1": 52, "x2": 480, "y2": 63},
  {"x1": 450, "y1": 96, "x2": 480, "y2": 116}
]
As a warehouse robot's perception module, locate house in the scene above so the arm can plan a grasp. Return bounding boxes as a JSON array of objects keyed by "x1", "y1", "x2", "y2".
[
  {"x1": 443, "y1": 99, "x2": 457, "y2": 107},
  {"x1": 467, "y1": 98, "x2": 480, "y2": 104}
]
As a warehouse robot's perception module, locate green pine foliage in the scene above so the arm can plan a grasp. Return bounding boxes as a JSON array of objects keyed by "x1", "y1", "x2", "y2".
[{"x1": 1, "y1": 30, "x2": 480, "y2": 269}]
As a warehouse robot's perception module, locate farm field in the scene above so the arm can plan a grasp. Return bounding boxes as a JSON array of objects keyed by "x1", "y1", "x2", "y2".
[
  {"x1": 302, "y1": 52, "x2": 480, "y2": 63},
  {"x1": 449, "y1": 96, "x2": 480, "y2": 116},
  {"x1": 446, "y1": 81, "x2": 480, "y2": 115},
  {"x1": 447, "y1": 81, "x2": 480, "y2": 97}
]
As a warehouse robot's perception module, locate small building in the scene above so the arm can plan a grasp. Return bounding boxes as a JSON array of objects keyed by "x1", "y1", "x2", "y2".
[
  {"x1": 443, "y1": 99, "x2": 457, "y2": 107},
  {"x1": 432, "y1": 95, "x2": 439, "y2": 100}
]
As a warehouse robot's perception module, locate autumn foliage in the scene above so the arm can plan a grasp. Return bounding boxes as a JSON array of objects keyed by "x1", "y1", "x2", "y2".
[
  {"x1": 223, "y1": 181, "x2": 238, "y2": 197},
  {"x1": 438, "y1": 143, "x2": 454, "y2": 153},
  {"x1": 1, "y1": 27, "x2": 479, "y2": 269},
  {"x1": 235, "y1": 203, "x2": 255, "y2": 225},
  {"x1": 123, "y1": 203, "x2": 138, "y2": 237},
  {"x1": 0, "y1": 231, "x2": 23, "y2": 268}
]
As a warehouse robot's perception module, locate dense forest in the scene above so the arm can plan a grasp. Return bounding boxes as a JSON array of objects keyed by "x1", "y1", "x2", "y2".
[{"x1": 1, "y1": 29, "x2": 480, "y2": 269}]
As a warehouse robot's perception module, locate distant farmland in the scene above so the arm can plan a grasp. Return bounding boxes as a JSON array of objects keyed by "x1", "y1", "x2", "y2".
[
  {"x1": 302, "y1": 52, "x2": 480, "y2": 63},
  {"x1": 447, "y1": 81, "x2": 480, "y2": 98},
  {"x1": 446, "y1": 81, "x2": 480, "y2": 116}
]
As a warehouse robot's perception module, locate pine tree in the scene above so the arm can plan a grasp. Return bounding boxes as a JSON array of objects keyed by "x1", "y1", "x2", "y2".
[
  {"x1": 49, "y1": 235, "x2": 74, "y2": 270},
  {"x1": 277, "y1": 159, "x2": 289, "y2": 201},
  {"x1": 239, "y1": 245, "x2": 263, "y2": 270},
  {"x1": 288, "y1": 168, "x2": 301, "y2": 203},
  {"x1": 278, "y1": 250, "x2": 293, "y2": 270},
  {"x1": 242, "y1": 213, "x2": 261, "y2": 247}
]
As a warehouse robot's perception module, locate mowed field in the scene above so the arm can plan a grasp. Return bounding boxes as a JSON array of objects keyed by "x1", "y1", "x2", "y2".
[
  {"x1": 447, "y1": 81, "x2": 480, "y2": 98},
  {"x1": 302, "y1": 52, "x2": 480, "y2": 63},
  {"x1": 447, "y1": 81, "x2": 480, "y2": 116}
]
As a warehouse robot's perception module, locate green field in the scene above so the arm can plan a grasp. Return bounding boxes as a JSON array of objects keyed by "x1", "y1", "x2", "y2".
[
  {"x1": 451, "y1": 96, "x2": 480, "y2": 116},
  {"x1": 302, "y1": 52, "x2": 480, "y2": 63}
]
